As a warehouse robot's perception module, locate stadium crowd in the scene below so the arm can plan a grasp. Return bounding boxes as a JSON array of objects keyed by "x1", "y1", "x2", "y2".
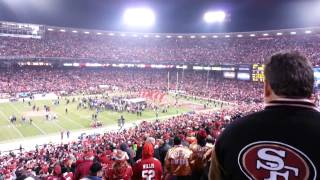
[
  {"x1": 0, "y1": 102, "x2": 262, "y2": 180},
  {"x1": 0, "y1": 31, "x2": 320, "y2": 65},
  {"x1": 0, "y1": 68, "x2": 263, "y2": 104}
]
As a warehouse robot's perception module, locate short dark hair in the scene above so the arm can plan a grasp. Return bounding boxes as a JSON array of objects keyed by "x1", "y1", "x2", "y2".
[
  {"x1": 90, "y1": 162, "x2": 102, "y2": 176},
  {"x1": 173, "y1": 136, "x2": 181, "y2": 145},
  {"x1": 264, "y1": 52, "x2": 314, "y2": 98}
]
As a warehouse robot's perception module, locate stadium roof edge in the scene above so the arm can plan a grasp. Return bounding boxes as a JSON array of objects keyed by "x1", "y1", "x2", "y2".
[{"x1": 1, "y1": 20, "x2": 319, "y2": 37}]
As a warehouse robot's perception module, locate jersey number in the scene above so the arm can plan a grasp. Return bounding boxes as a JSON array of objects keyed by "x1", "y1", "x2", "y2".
[{"x1": 142, "y1": 170, "x2": 155, "y2": 180}]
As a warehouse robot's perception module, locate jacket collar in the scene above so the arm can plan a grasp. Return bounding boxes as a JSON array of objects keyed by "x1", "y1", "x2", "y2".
[{"x1": 265, "y1": 98, "x2": 319, "y2": 111}]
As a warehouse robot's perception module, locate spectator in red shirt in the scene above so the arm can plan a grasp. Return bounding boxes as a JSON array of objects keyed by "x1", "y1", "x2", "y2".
[
  {"x1": 133, "y1": 143, "x2": 162, "y2": 180},
  {"x1": 74, "y1": 151, "x2": 94, "y2": 180},
  {"x1": 105, "y1": 150, "x2": 133, "y2": 180}
]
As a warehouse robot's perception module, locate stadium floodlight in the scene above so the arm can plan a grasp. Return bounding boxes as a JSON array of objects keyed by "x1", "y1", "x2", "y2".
[
  {"x1": 143, "y1": 34, "x2": 149, "y2": 38},
  {"x1": 108, "y1": 33, "x2": 115, "y2": 36},
  {"x1": 203, "y1": 11, "x2": 226, "y2": 23},
  {"x1": 132, "y1": 34, "x2": 138, "y2": 37},
  {"x1": 60, "y1": 29, "x2": 66, "y2": 32},
  {"x1": 190, "y1": 35, "x2": 196, "y2": 38},
  {"x1": 263, "y1": 33, "x2": 269, "y2": 36},
  {"x1": 84, "y1": 31, "x2": 90, "y2": 34},
  {"x1": 120, "y1": 33, "x2": 126, "y2": 37},
  {"x1": 250, "y1": 34, "x2": 255, "y2": 37},
  {"x1": 212, "y1": 35, "x2": 218, "y2": 38},
  {"x1": 47, "y1": 28, "x2": 54, "y2": 31},
  {"x1": 237, "y1": 34, "x2": 243, "y2": 37},
  {"x1": 305, "y1": 30, "x2": 312, "y2": 34},
  {"x1": 123, "y1": 7, "x2": 155, "y2": 28},
  {"x1": 276, "y1": 32, "x2": 283, "y2": 36},
  {"x1": 72, "y1": 30, "x2": 78, "y2": 33},
  {"x1": 225, "y1": 35, "x2": 230, "y2": 38},
  {"x1": 155, "y1": 35, "x2": 161, "y2": 38},
  {"x1": 290, "y1": 32, "x2": 296, "y2": 35},
  {"x1": 166, "y1": 35, "x2": 172, "y2": 38},
  {"x1": 177, "y1": 35, "x2": 183, "y2": 38},
  {"x1": 201, "y1": 35, "x2": 206, "y2": 38},
  {"x1": 97, "y1": 32, "x2": 102, "y2": 35}
]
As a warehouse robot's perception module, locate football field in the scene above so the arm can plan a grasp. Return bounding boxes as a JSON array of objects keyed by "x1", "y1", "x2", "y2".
[{"x1": 0, "y1": 96, "x2": 191, "y2": 142}]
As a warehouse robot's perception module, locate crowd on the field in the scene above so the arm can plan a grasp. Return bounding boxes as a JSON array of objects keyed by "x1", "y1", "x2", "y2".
[
  {"x1": 1, "y1": 31, "x2": 320, "y2": 65},
  {"x1": 0, "y1": 68, "x2": 263, "y2": 104},
  {"x1": 0, "y1": 103, "x2": 262, "y2": 180}
]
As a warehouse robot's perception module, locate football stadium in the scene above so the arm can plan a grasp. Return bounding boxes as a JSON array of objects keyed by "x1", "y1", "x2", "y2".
[{"x1": 0, "y1": 0, "x2": 320, "y2": 179}]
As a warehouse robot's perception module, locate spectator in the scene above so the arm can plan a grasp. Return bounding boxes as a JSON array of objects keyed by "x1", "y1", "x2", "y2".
[{"x1": 133, "y1": 143, "x2": 162, "y2": 180}]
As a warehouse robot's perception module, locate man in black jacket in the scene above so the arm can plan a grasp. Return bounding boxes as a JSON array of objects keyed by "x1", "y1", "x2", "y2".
[{"x1": 210, "y1": 52, "x2": 320, "y2": 180}]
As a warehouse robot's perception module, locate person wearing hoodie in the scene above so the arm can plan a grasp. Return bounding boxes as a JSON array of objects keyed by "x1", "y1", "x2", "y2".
[{"x1": 133, "y1": 143, "x2": 162, "y2": 180}]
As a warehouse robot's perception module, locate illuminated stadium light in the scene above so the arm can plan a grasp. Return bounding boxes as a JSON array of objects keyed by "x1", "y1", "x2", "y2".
[
  {"x1": 249, "y1": 34, "x2": 255, "y2": 37},
  {"x1": 143, "y1": 34, "x2": 149, "y2": 38},
  {"x1": 97, "y1": 32, "x2": 102, "y2": 35},
  {"x1": 290, "y1": 32, "x2": 296, "y2": 35},
  {"x1": 177, "y1": 35, "x2": 183, "y2": 38},
  {"x1": 84, "y1": 31, "x2": 90, "y2": 34},
  {"x1": 132, "y1": 34, "x2": 138, "y2": 37},
  {"x1": 225, "y1": 35, "x2": 230, "y2": 38},
  {"x1": 123, "y1": 7, "x2": 155, "y2": 28},
  {"x1": 305, "y1": 30, "x2": 312, "y2": 34},
  {"x1": 212, "y1": 35, "x2": 218, "y2": 38},
  {"x1": 47, "y1": 28, "x2": 54, "y2": 31},
  {"x1": 190, "y1": 35, "x2": 196, "y2": 38},
  {"x1": 120, "y1": 33, "x2": 126, "y2": 37},
  {"x1": 237, "y1": 34, "x2": 243, "y2": 37},
  {"x1": 263, "y1": 33, "x2": 269, "y2": 36},
  {"x1": 155, "y1": 35, "x2": 161, "y2": 38},
  {"x1": 108, "y1": 33, "x2": 115, "y2": 36},
  {"x1": 72, "y1": 30, "x2": 78, "y2": 33},
  {"x1": 60, "y1": 29, "x2": 66, "y2": 32},
  {"x1": 276, "y1": 32, "x2": 283, "y2": 36},
  {"x1": 201, "y1": 35, "x2": 206, "y2": 38},
  {"x1": 203, "y1": 11, "x2": 226, "y2": 23},
  {"x1": 166, "y1": 35, "x2": 172, "y2": 38}
]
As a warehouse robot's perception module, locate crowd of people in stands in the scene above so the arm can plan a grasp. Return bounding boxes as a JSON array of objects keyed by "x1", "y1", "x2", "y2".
[
  {"x1": 1, "y1": 30, "x2": 320, "y2": 65},
  {"x1": 0, "y1": 68, "x2": 263, "y2": 104},
  {"x1": 0, "y1": 102, "x2": 262, "y2": 180}
]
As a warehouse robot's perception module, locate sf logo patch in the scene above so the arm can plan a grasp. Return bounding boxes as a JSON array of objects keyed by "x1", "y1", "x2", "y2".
[{"x1": 238, "y1": 141, "x2": 317, "y2": 180}]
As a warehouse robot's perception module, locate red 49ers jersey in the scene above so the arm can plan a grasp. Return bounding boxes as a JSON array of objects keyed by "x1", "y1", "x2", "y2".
[{"x1": 133, "y1": 157, "x2": 162, "y2": 180}]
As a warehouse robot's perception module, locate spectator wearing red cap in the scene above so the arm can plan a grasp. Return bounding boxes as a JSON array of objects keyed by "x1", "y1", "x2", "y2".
[
  {"x1": 189, "y1": 130, "x2": 213, "y2": 180},
  {"x1": 105, "y1": 150, "x2": 133, "y2": 180},
  {"x1": 74, "y1": 151, "x2": 94, "y2": 180},
  {"x1": 133, "y1": 143, "x2": 162, "y2": 180}
]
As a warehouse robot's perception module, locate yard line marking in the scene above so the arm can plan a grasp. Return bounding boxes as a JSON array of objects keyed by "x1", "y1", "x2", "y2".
[
  {"x1": 0, "y1": 109, "x2": 24, "y2": 138},
  {"x1": 8, "y1": 103, "x2": 48, "y2": 135},
  {"x1": 56, "y1": 112, "x2": 84, "y2": 128},
  {"x1": 31, "y1": 122, "x2": 46, "y2": 135}
]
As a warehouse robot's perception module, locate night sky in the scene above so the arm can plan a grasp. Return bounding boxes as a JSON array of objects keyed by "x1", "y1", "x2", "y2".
[{"x1": 0, "y1": 0, "x2": 319, "y2": 33}]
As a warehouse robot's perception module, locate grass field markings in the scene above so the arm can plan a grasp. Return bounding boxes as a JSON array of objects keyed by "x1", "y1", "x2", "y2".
[
  {"x1": 31, "y1": 122, "x2": 46, "y2": 135},
  {"x1": 55, "y1": 111, "x2": 85, "y2": 128},
  {"x1": 0, "y1": 109, "x2": 24, "y2": 138},
  {"x1": 7, "y1": 102, "x2": 48, "y2": 135}
]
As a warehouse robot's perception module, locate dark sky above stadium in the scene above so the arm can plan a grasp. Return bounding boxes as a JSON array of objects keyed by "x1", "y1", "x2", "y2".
[{"x1": 0, "y1": 0, "x2": 319, "y2": 33}]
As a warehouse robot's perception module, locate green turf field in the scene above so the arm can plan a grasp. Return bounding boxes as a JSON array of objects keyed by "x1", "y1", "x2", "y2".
[{"x1": 0, "y1": 97, "x2": 191, "y2": 142}]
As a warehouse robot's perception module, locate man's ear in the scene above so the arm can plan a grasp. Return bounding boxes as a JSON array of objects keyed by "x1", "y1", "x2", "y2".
[{"x1": 264, "y1": 79, "x2": 272, "y2": 98}]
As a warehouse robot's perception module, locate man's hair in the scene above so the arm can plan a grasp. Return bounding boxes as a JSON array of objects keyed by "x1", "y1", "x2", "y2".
[
  {"x1": 264, "y1": 51, "x2": 314, "y2": 98},
  {"x1": 173, "y1": 136, "x2": 181, "y2": 145},
  {"x1": 90, "y1": 162, "x2": 102, "y2": 176}
]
